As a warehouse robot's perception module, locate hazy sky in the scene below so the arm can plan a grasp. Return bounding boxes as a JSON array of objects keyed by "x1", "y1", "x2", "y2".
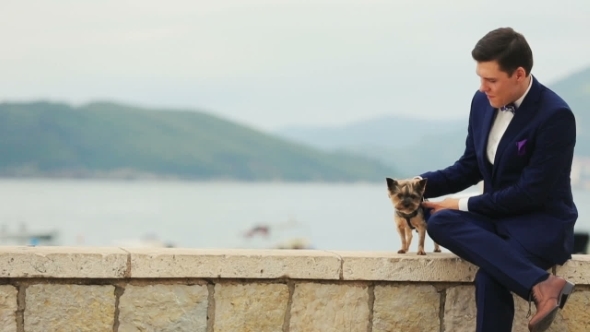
[{"x1": 1, "y1": 0, "x2": 589, "y2": 130}]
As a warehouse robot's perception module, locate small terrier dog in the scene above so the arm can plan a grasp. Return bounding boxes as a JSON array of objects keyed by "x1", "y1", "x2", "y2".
[{"x1": 386, "y1": 177, "x2": 441, "y2": 255}]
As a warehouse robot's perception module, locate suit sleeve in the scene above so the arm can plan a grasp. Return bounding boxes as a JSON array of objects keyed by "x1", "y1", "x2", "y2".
[
  {"x1": 467, "y1": 108, "x2": 576, "y2": 217},
  {"x1": 419, "y1": 99, "x2": 483, "y2": 198}
]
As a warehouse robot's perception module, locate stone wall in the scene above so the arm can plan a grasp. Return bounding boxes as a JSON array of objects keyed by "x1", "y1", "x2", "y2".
[{"x1": 0, "y1": 247, "x2": 588, "y2": 331}]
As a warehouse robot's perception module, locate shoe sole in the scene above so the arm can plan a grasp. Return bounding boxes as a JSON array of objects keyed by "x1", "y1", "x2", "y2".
[
  {"x1": 558, "y1": 281, "x2": 575, "y2": 309},
  {"x1": 529, "y1": 306, "x2": 558, "y2": 332}
]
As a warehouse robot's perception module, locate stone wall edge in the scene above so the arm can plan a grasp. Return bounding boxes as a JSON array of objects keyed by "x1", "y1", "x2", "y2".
[{"x1": 0, "y1": 247, "x2": 587, "y2": 284}]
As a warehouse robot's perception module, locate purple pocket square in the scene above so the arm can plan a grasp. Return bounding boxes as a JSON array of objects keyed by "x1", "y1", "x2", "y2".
[{"x1": 516, "y1": 139, "x2": 527, "y2": 156}]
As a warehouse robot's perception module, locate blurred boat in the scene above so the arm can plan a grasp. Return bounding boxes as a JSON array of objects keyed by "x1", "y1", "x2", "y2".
[
  {"x1": 0, "y1": 223, "x2": 59, "y2": 246},
  {"x1": 240, "y1": 218, "x2": 314, "y2": 250}
]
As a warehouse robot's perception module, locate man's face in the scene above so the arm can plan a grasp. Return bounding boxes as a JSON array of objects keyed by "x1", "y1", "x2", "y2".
[{"x1": 476, "y1": 60, "x2": 524, "y2": 108}]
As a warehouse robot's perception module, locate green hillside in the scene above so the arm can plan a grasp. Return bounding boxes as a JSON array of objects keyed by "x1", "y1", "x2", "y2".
[{"x1": 0, "y1": 101, "x2": 398, "y2": 182}]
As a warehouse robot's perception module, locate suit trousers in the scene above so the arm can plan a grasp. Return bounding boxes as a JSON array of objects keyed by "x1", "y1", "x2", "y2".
[{"x1": 426, "y1": 209, "x2": 554, "y2": 332}]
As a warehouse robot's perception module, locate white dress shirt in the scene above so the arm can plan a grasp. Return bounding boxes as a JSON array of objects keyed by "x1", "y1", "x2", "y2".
[{"x1": 457, "y1": 76, "x2": 534, "y2": 211}]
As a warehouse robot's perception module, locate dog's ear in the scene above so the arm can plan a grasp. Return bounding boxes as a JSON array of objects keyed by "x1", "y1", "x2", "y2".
[
  {"x1": 386, "y1": 177, "x2": 397, "y2": 189},
  {"x1": 415, "y1": 178, "x2": 428, "y2": 192}
]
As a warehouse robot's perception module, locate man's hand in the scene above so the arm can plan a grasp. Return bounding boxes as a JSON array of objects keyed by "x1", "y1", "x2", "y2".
[{"x1": 422, "y1": 197, "x2": 460, "y2": 214}]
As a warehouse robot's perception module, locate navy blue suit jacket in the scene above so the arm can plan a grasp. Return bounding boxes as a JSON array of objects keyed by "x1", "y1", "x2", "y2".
[{"x1": 420, "y1": 76, "x2": 578, "y2": 265}]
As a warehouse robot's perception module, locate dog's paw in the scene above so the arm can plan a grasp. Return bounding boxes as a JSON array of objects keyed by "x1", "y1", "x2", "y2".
[
  {"x1": 417, "y1": 250, "x2": 426, "y2": 255},
  {"x1": 397, "y1": 249, "x2": 406, "y2": 254},
  {"x1": 434, "y1": 249, "x2": 442, "y2": 253}
]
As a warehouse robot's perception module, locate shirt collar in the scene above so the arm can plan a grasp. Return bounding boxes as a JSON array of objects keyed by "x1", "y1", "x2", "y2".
[{"x1": 513, "y1": 75, "x2": 533, "y2": 108}]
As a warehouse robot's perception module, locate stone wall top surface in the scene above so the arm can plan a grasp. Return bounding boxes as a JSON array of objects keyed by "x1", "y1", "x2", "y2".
[
  {"x1": 127, "y1": 248, "x2": 342, "y2": 279},
  {"x1": 0, "y1": 246, "x2": 128, "y2": 279},
  {"x1": 0, "y1": 246, "x2": 587, "y2": 284}
]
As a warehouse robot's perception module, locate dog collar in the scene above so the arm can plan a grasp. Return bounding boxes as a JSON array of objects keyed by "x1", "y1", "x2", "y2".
[
  {"x1": 396, "y1": 208, "x2": 422, "y2": 230},
  {"x1": 396, "y1": 209, "x2": 419, "y2": 219}
]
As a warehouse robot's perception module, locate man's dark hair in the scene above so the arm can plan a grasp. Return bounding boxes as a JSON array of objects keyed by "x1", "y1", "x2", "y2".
[{"x1": 471, "y1": 27, "x2": 533, "y2": 76}]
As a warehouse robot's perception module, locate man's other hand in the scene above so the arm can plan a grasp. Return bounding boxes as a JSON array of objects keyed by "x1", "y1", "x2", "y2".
[{"x1": 422, "y1": 198, "x2": 459, "y2": 214}]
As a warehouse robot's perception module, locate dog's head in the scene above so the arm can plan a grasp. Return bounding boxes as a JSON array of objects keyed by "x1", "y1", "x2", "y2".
[{"x1": 386, "y1": 177, "x2": 427, "y2": 214}]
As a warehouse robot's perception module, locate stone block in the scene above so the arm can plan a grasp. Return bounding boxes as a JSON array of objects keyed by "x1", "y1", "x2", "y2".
[
  {"x1": 555, "y1": 254, "x2": 590, "y2": 285},
  {"x1": 555, "y1": 289, "x2": 590, "y2": 331},
  {"x1": 0, "y1": 246, "x2": 128, "y2": 278},
  {"x1": 372, "y1": 284, "x2": 440, "y2": 332},
  {"x1": 340, "y1": 252, "x2": 477, "y2": 282},
  {"x1": 443, "y1": 286, "x2": 476, "y2": 331},
  {"x1": 289, "y1": 282, "x2": 369, "y2": 332},
  {"x1": 214, "y1": 282, "x2": 289, "y2": 332},
  {"x1": 127, "y1": 248, "x2": 341, "y2": 279},
  {"x1": 0, "y1": 285, "x2": 17, "y2": 332},
  {"x1": 118, "y1": 284, "x2": 208, "y2": 332},
  {"x1": 25, "y1": 284, "x2": 115, "y2": 332}
]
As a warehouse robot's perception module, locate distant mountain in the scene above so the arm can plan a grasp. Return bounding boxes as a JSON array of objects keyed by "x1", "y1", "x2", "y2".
[
  {"x1": 550, "y1": 67, "x2": 590, "y2": 156},
  {"x1": 275, "y1": 66, "x2": 590, "y2": 177},
  {"x1": 0, "y1": 101, "x2": 399, "y2": 182},
  {"x1": 342, "y1": 129, "x2": 468, "y2": 178},
  {"x1": 278, "y1": 116, "x2": 465, "y2": 151},
  {"x1": 275, "y1": 112, "x2": 469, "y2": 177}
]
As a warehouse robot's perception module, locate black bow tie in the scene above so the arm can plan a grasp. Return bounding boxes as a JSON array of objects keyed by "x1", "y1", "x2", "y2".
[{"x1": 500, "y1": 103, "x2": 516, "y2": 113}]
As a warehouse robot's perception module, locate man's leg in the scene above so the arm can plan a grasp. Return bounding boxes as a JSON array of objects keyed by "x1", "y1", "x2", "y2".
[
  {"x1": 427, "y1": 209, "x2": 550, "y2": 299},
  {"x1": 475, "y1": 270, "x2": 514, "y2": 332},
  {"x1": 428, "y1": 208, "x2": 523, "y2": 331},
  {"x1": 426, "y1": 209, "x2": 555, "y2": 332},
  {"x1": 473, "y1": 235, "x2": 555, "y2": 332}
]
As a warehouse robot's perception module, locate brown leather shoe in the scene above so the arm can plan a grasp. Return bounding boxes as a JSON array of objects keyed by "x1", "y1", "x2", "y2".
[{"x1": 528, "y1": 275, "x2": 575, "y2": 332}]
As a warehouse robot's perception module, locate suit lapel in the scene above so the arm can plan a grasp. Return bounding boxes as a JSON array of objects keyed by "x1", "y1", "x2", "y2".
[{"x1": 491, "y1": 76, "x2": 542, "y2": 180}]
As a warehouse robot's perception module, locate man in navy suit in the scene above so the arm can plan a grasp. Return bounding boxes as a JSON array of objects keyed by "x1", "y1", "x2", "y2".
[{"x1": 418, "y1": 27, "x2": 577, "y2": 332}]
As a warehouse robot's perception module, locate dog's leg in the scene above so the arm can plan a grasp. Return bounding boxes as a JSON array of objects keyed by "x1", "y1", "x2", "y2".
[
  {"x1": 404, "y1": 227, "x2": 413, "y2": 253},
  {"x1": 433, "y1": 241, "x2": 441, "y2": 253},
  {"x1": 396, "y1": 223, "x2": 407, "y2": 254},
  {"x1": 417, "y1": 227, "x2": 426, "y2": 255}
]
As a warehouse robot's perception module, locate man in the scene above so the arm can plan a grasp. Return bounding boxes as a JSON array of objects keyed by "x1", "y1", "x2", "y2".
[{"x1": 418, "y1": 27, "x2": 577, "y2": 332}]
